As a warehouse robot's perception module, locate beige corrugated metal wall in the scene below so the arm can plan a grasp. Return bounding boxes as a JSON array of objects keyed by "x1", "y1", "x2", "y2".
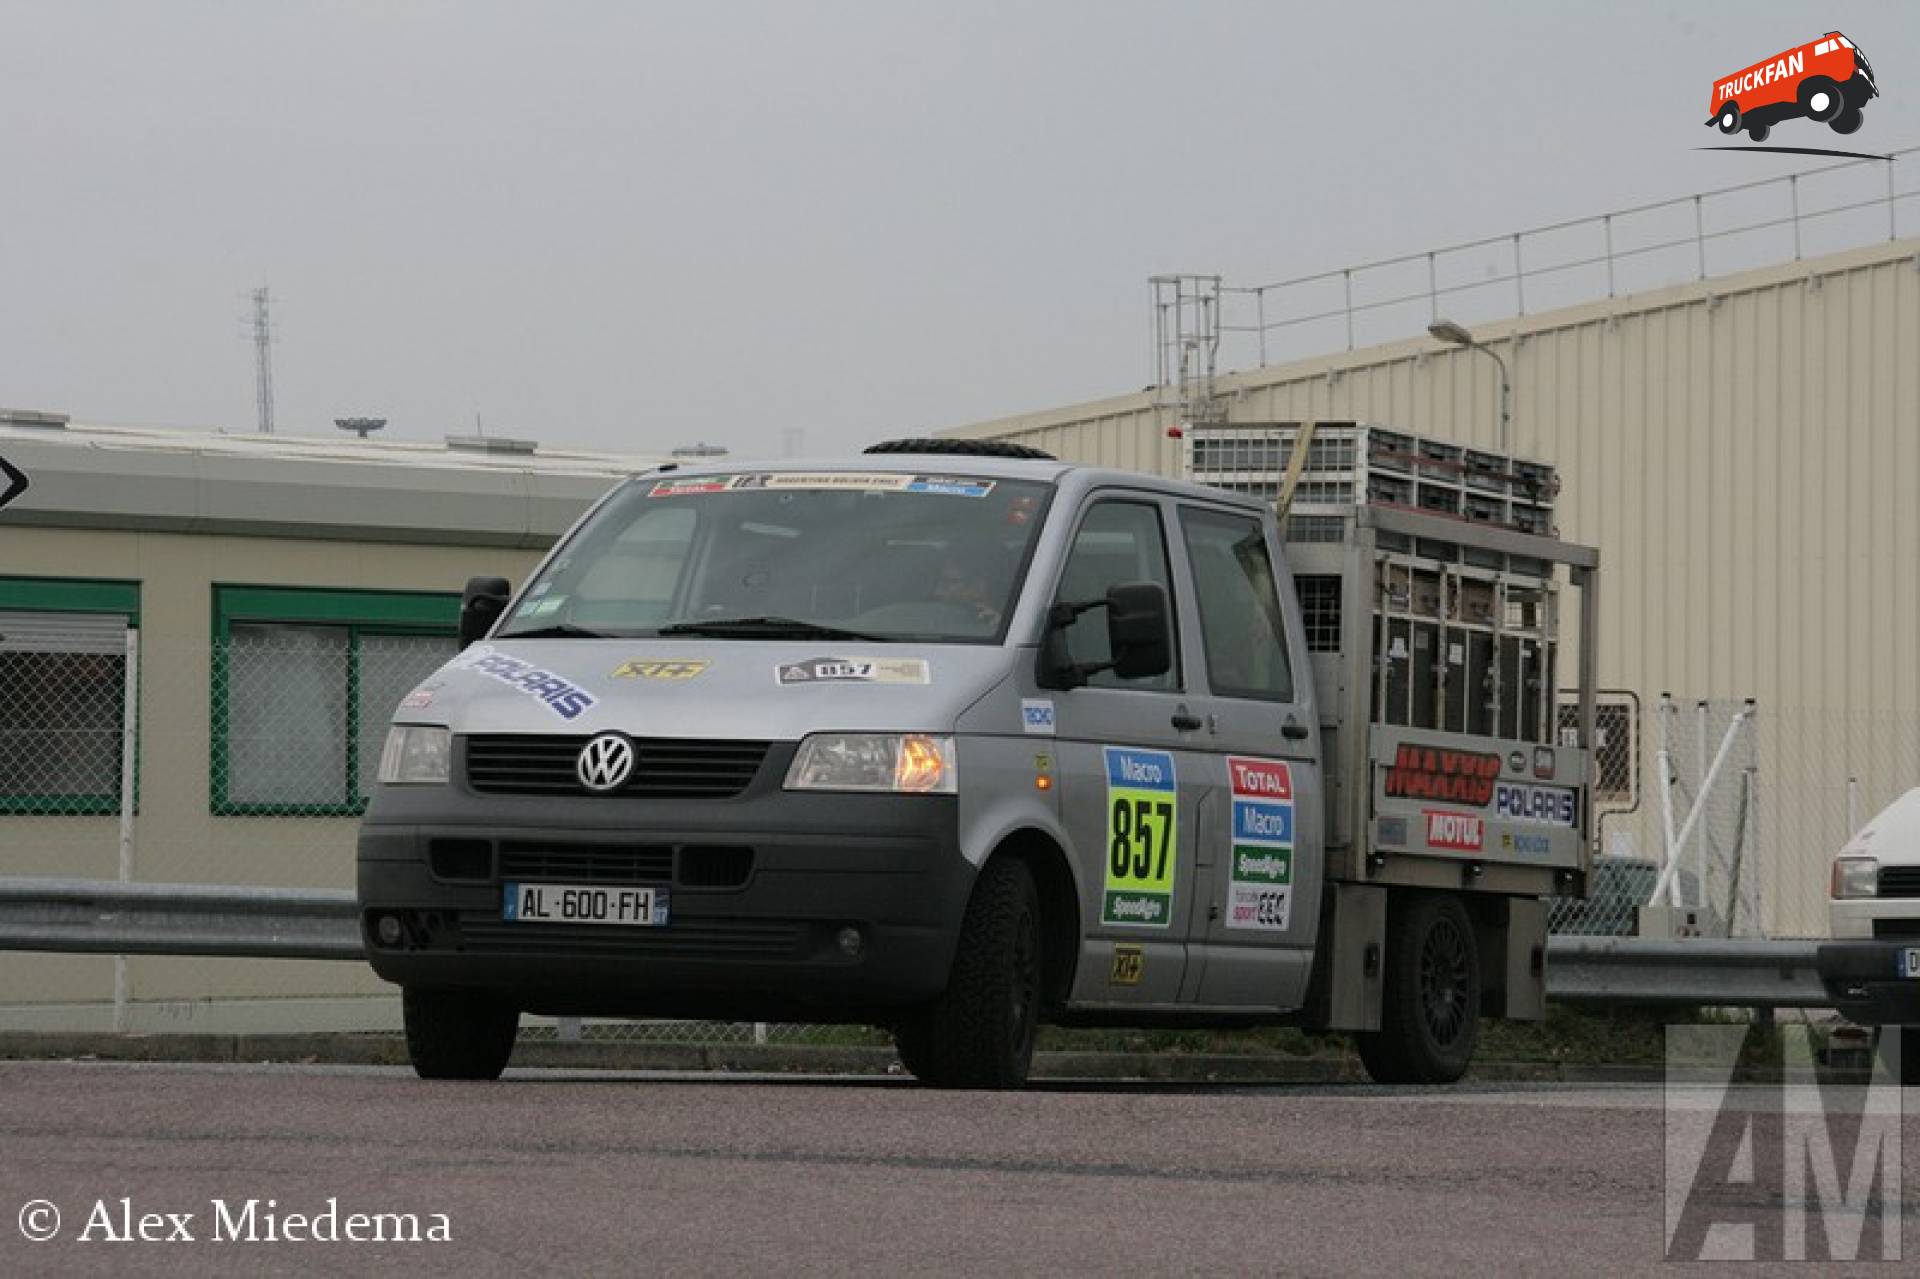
[{"x1": 952, "y1": 237, "x2": 1920, "y2": 935}]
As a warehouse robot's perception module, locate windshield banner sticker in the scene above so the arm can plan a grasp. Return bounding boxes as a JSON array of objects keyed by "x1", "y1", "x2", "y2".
[
  {"x1": 453, "y1": 647, "x2": 597, "y2": 720},
  {"x1": 1102, "y1": 747, "x2": 1178, "y2": 928},
  {"x1": 649, "y1": 473, "x2": 995, "y2": 497},
  {"x1": 775, "y1": 656, "x2": 931, "y2": 685},
  {"x1": 1226, "y1": 756, "x2": 1294, "y2": 932},
  {"x1": 612, "y1": 659, "x2": 711, "y2": 681}
]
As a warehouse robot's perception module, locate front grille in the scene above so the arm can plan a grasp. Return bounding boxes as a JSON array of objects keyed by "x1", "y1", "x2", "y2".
[
  {"x1": 500, "y1": 842, "x2": 674, "y2": 885},
  {"x1": 460, "y1": 917, "x2": 805, "y2": 960},
  {"x1": 465, "y1": 735, "x2": 770, "y2": 798},
  {"x1": 1878, "y1": 866, "x2": 1920, "y2": 898}
]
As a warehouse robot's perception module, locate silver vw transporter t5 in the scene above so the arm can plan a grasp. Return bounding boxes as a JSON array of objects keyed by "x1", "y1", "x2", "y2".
[{"x1": 359, "y1": 437, "x2": 1599, "y2": 1088}]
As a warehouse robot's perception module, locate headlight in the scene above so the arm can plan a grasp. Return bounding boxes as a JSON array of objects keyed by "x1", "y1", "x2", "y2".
[
  {"x1": 784, "y1": 733, "x2": 957, "y2": 794},
  {"x1": 1831, "y1": 856, "x2": 1879, "y2": 899},
  {"x1": 378, "y1": 726, "x2": 452, "y2": 785}
]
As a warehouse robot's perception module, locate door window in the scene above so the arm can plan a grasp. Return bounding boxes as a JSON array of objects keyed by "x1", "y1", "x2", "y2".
[
  {"x1": 1179, "y1": 509, "x2": 1295, "y2": 702},
  {"x1": 1054, "y1": 501, "x2": 1178, "y2": 691}
]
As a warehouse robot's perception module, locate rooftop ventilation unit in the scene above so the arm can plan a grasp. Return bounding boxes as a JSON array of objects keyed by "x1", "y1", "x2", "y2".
[
  {"x1": 0, "y1": 409, "x2": 70, "y2": 430},
  {"x1": 445, "y1": 435, "x2": 538, "y2": 456},
  {"x1": 335, "y1": 417, "x2": 387, "y2": 439}
]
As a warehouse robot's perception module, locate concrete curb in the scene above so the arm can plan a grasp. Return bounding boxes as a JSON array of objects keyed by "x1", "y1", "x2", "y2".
[{"x1": 0, "y1": 1031, "x2": 1694, "y2": 1083}]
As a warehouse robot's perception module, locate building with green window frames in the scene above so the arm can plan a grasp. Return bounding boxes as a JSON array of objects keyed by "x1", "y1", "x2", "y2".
[{"x1": 0, "y1": 415, "x2": 661, "y2": 1031}]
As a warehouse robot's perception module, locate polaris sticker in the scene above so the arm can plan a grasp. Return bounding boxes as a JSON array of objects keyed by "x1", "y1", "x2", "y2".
[
  {"x1": 775, "y1": 656, "x2": 931, "y2": 685},
  {"x1": 454, "y1": 647, "x2": 596, "y2": 720},
  {"x1": 1102, "y1": 747, "x2": 1178, "y2": 928},
  {"x1": 1020, "y1": 698, "x2": 1056, "y2": 735},
  {"x1": 1493, "y1": 781, "x2": 1578, "y2": 827},
  {"x1": 1226, "y1": 756, "x2": 1294, "y2": 932}
]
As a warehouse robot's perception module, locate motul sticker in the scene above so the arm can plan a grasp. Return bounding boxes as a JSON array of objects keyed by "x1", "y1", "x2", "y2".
[{"x1": 1425, "y1": 810, "x2": 1485, "y2": 853}]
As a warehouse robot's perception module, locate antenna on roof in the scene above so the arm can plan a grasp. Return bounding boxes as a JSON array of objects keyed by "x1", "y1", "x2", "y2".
[
  {"x1": 250, "y1": 287, "x2": 276, "y2": 434},
  {"x1": 335, "y1": 417, "x2": 387, "y2": 440}
]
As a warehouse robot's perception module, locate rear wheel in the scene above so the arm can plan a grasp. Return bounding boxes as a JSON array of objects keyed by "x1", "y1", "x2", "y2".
[
  {"x1": 1876, "y1": 1025, "x2": 1920, "y2": 1086},
  {"x1": 1356, "y1": 894, "x2": 1481, "y2": 1084},
  {"x1": 1746, "y1": 120, "x2": 1771, "y2": 143},
  {"x1": 895, "y1": 858, "x2": 1041, "y2": 1089},
  {"x1": 403, "y1": 987, "x2": 519, "y2": 1080},
  {"x1": 1716, "y1": 103, "x2": 1741, "y2": 134}
]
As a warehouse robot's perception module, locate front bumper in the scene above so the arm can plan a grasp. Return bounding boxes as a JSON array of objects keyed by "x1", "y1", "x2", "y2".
[
  {"x1": 357, "y1": 772, "x2": 973, "y2": 1022},
  {"x1": 1817, "y1": 940, "x2": 1920, "y2": 1025}
]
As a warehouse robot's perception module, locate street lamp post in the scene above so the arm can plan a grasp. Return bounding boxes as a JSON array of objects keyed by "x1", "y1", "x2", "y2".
[{"x1": 1428, "y1": 319, "x2": 1511, "y2": 453}]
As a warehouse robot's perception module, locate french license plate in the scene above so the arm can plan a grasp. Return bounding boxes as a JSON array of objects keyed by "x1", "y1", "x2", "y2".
[
  {"x1": 1900, "y1": 947, "x2": 1920, "y2": 979},
  {"x1": 503, "y1": 882, "x2": 668, "y2": 927}
]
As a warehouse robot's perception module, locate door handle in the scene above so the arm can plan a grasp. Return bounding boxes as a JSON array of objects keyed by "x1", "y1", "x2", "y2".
[
  {"x1": 1281, "y1": 721, "x2": 1310, "y2": 741},
  {"x1": 1171, "y1": 711, "x2": 1203, "y2": 732}
]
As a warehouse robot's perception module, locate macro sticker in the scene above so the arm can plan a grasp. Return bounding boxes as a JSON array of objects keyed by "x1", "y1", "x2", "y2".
[
  {"x1": 612, "y1": 659, "x2": 711, "y2": 681},
  {"x1": 1226, "y1": 756, "x2": 1294, "y2": 932},
  {"x1": 1101, "y1": 747, "x2": 1178, "y2": 928},
  {"x1": 775, "y1": 656, "x2": 931, "y2": 685},
  {"x1": 453, "y1": 647, "x2": 597, "y2": 720}
]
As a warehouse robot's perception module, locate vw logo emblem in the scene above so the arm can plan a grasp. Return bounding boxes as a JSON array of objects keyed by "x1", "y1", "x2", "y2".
[{"x1": 577, "y1": 733, "x2": 635, "y2": 793}]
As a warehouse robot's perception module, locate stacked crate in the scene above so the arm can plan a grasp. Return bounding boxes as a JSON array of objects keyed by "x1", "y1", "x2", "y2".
[{"x1": 1184, "y1": 421, "x2": 1562, "y2": 744}]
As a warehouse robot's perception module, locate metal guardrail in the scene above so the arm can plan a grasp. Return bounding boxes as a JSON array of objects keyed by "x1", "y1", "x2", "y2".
[
  {"x1": 0, "y1": 877, "x2": 1837, "y2": 1009},
  {"x1": 0, "y1": 877, "x2": 360, "y2": 961}
]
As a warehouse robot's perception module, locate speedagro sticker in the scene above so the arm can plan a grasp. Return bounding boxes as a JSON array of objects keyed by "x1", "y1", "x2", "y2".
[
  {"x1": 775, "y1": 656, "x2": 931, "y2": 685},
  {"x1": 1102, "y1": 747, "x2": 1178, "y2": 928},
  {"x1": 1226, "y1": 756, "x2": 1294, "y2": 933}
]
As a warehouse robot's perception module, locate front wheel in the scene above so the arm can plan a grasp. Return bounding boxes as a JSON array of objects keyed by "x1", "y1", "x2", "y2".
[
  {"x1": 1800, "y1": 76, "x2": 1843, "y2": 121},
  {"x1": 1356, "y1": 893, "x2": 1481, "y2": 1084},
  {"x1": 894, "y1": 858, "x2": 1041, "y2": 1089},
  {"x1": 1831, "y1": 107, "x2": 1864, "y2": 135},
  {"x1": 403, "y1": 987, "x2": 519, "y2": 1080}
]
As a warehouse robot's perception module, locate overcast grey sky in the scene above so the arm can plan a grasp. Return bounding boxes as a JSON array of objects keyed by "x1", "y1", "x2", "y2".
[{"x1": 4, "y1": 1, "x2": 1918, "y2": 457}]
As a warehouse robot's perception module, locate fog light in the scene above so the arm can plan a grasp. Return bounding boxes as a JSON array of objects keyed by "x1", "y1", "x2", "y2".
[
  {"x1": 836, "y1": 926, "x2": 864, "y2": 958},
  {"x1": 376, "y1": 914, "x2": 404, "y2": 947}
]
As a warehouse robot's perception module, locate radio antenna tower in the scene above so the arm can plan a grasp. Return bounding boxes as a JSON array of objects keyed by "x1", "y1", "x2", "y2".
[{"x1": 250, "y1": 287, "x2": 276, "y2": 434}]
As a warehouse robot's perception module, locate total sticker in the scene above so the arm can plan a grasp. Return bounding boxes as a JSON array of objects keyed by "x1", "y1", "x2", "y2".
[{"x1": 1102, "y1": 747, "x2": 1178, "y2": 928}]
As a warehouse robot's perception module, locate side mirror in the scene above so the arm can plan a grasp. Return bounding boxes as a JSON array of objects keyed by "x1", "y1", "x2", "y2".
[
  {"x1": 1105, "y1": 582, "x2": 1173, "y2": 680},
  {"x1": 1038, "y1": 579, "x2": 1172, "y2": 688},
  {"x1": 459, "y1": 576, "x2": 512, "y2": 650}
]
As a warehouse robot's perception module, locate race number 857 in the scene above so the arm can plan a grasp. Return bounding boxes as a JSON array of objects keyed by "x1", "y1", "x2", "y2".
[{"x1": 1109, "y1": 795, "x2": 1175, "y2": 890}]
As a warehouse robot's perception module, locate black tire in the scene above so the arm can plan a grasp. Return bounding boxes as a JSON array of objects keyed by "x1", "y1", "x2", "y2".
[
  {"x1": 1831, "y1": 107, "x2": 1864, "y2": 135},
  {"x1": 1799, "y1": 76, "x2": 1843, "y2": 122},
  {"x1": 1876, "y1": 1025, "x2": 1920, "y2": 1086},
  {"x1": 1355, "y1": 894, "x2": 1481, "y2": 1085},
  {"x1": 894, "y1": 858, "x2": 1042, "y2": 1089},
  {"x1": 1746, "y1": 120, "x2": 1770, "y2": 143},
  {"x1": 863, "y1": 437, "x2": 1056, "y2": 461},
  {"x1": 1716, "y1": 102, "x2": 1741, "y2": 134},
  {"x1": 403, "y1": 987, "x2": 519, "y2": 1080}
]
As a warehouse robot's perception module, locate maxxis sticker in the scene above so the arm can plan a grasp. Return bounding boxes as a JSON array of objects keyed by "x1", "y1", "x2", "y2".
[
  {"x1": 1225, "y1": 756, "x2": 1294, "y2": 932},
  {"x1": 1102, "y1": 747, "x2": 1178, "y2": 928}
]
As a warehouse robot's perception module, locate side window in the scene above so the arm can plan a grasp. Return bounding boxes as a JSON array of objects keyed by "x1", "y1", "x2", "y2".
[
  {"x1": 1054, "y1": 500, "x2": 1177, "y2": 691},
  {"x1": 1179, "y1": 508, "x2": 1295, "y2": 703}
]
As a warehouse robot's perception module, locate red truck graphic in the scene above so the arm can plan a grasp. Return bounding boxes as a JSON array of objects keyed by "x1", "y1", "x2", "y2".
[{"x1": 1707, "y1": 31, "x2": 1878, "y2": 141}]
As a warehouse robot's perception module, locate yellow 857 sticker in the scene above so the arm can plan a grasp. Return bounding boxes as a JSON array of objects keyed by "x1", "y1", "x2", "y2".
[{"x1": 1102, "y1": 747, "x2": 1178, "y2": 928}]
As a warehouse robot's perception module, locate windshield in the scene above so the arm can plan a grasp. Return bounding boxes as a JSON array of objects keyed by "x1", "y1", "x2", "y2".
[{"x1": 497, "y1": 471, "x2": 1054, "y2": 644}]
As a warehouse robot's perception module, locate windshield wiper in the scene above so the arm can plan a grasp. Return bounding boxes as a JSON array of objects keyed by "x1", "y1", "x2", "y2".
[
  {"x1": 655, "y1": 616, "x2": 889, "y2": 642},
  {"x1": 495, "y1": 623, "x2": 617, "y2": 640}
]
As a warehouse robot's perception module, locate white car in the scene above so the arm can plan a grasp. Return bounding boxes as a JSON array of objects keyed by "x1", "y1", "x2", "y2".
[{"x1": 1820, "y1": 786, "x2": 1920, "y2": 1082}]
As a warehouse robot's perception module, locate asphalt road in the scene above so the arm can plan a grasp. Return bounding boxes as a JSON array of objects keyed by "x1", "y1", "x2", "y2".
[{"x1": 1, "y1": 1061, "x2": 1915, "y2": 1276}]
